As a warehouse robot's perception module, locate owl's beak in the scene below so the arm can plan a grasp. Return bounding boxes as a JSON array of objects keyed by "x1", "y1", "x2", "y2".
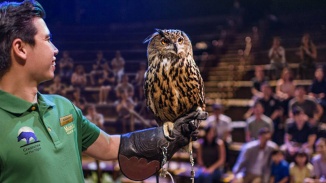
[{"x1": 173, "y1": 43, "x2": 178, "y2": 54}]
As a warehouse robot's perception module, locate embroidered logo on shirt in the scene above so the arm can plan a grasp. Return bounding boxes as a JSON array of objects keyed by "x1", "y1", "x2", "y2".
[
  {"x1": 64, "y1": 123, "x2": 75, "y2": 135},
  {"x1": 17, "y1": 126, "x2": 42, "y2": 155},
  {"x1": 60, "y1": 114, "x2": 74, "y2": 126}
]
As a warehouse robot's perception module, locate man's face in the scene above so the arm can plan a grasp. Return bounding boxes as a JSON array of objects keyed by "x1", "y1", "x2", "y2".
[
  {"x1": 253, "y1": 103, "x2": 264, "y2": 115},
  {"x1": 25, "y1": 17, "x2": 58, "y2": 83},
  {"x1": 261, "y1": 85, "x2": 272, "y2": 97}
]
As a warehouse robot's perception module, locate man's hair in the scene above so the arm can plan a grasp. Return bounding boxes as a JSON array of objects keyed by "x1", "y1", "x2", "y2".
[
  {"x1": 271, "y1": 149, "x2": 284, "y2": 156},
  {"x1": 258, "y1": 127, "x2": 271, "y2": 136},
  {"x1": 292, "y1": 106, "x2": 305, "y2": 116},
  {"x1": 0, "y1": 0, "x2": 45, "y2": 78}
]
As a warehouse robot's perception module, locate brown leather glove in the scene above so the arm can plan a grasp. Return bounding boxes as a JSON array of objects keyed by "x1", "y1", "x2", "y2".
[{"x1": 118, "y1": 110, "x2": 207, "y2": 181}]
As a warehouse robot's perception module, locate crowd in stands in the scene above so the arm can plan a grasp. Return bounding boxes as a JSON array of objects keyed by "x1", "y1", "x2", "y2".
[{"x1": 195, "y1": 32, "x2": 325, "y2": 182}]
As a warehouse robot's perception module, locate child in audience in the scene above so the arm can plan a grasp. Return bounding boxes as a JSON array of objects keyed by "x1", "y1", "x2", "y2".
[
  {"x1": 289, "y1": 151, "x2": 313, "y2": 183},
  {"x1": 270, "y1": 149, "x2": 289, "y2": 183}
]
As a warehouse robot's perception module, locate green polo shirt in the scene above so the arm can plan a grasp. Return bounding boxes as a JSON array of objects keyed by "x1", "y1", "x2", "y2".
[{"x1": 0, "y1": 90, "x2": 100, "y2": 183}]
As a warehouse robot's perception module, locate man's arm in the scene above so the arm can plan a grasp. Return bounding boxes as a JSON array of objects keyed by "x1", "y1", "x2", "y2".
[{"x1": 84, "y1": 131, "x2": 120, "y2": 161}]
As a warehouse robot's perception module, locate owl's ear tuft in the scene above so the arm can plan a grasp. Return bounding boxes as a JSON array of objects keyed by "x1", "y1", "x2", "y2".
[
  {"x1": 155, "y1": 29, "x2": 166, "y2": 38},
  {"x1": 143, "y1": 31, "x2": 159, "y2": 44}
]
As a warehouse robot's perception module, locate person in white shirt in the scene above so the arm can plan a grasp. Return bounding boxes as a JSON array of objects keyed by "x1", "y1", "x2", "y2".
[{"x1": 206, "y1": 103, "x2": 232, "y2": 143}]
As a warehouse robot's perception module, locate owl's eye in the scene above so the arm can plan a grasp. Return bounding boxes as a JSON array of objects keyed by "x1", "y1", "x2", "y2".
[
  {"x1": 161, "y1": 38, "x2": 170, "y2": 45},
  {"x1": 178, "y1": 37, "x2": 184, "y2": 44}
]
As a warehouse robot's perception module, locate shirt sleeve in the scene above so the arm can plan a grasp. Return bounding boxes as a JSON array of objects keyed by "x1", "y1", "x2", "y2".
[{"x1": 74, "y1": 105, "x2": 101, "y2": 151}]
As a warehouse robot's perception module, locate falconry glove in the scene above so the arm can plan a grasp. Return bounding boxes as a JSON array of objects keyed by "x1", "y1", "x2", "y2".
[{"x1": 118, "y1": 110, "x2": 207, "y2": 181}]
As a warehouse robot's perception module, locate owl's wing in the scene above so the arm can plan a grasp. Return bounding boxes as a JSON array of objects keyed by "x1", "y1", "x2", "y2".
[
  {"x1": 144, "y1": 69, "x2": 164, "y2": 126},
  {"x1": 189, "y1": 57, "x2": 206, "y2": 110}
]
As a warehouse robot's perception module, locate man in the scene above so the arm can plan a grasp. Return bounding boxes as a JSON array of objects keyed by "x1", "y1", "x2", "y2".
[
  {"x1": 206, "y1": 103, "x2": 232, "y2": 143},
  {"x1": 289, "y1": 85, "x2": 323, "y2": 126},
  {"x1": 0, "y1": 1, "x2": 206, "y2": 182},
  {"x1": 284, "y1": 106, "x2": 316, "y2": 161},
  {"x1": 85, "y1": 104, "x2": 105, "y2": 129},
  {"x1": 258, "y1": 83, "x2": 283, "y2": 145},
  {"x1": 232, "y1": 128, "x2": 278, "y2": 183},
  {"x1": 246, "y1": 101, "x2": 274, "y2": 142}
]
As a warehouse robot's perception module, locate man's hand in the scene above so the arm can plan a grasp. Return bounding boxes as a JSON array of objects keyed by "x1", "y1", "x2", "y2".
[{"x1": 118, "y1": 109, "x2": 207, "y2": 181}]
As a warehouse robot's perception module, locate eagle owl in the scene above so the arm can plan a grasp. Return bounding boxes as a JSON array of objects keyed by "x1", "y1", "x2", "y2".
[{"x1": 144, "y1": 29, "x2": 205, "y2": 138}]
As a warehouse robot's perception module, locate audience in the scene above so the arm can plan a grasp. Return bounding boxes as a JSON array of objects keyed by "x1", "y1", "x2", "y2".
[
  {"x1": 232, "y1": 128, "x2": 278, "y2": 183},
  {"x1": 251, "y1": 65, "x2": 269, "y2": 99},
  {"x1": 258, "y1": 83, "x2": 283, "y2": 145},
  {"x1": 283, "y1": 106, "x2": 317, "y2": 162},
  {"x1": 58, "y1": 50, "x2": 74, "y2": 85},
  {"x1": 196, "y1": 125, "x2": 226, "y2": 183},
  {"x1": 289, "y1": 151, "x2": 313, "y2": 183},
  {"x1": 98, "y1": 63, "x2": 116, "y2": 104},
  {"x1": 309, "y1": 67, "x2": 326, "y2": 122},
  {"x1": 289, "y1": 86, "x2": 323, "y2": 126},
  {"x1": 111, "y1": 50, "x2": 125, "y2": 84},
  {"x1": 246, "y1": 101, "x2": 274, "y2": 142},
  {"x1": 114, "y1": 90, "x2": 136, "y2": 133},
  {"x1": 90, "y1": 50, "x2": 108, "y2": 86},
  {"x1": 71, "y1": 88, "x2": 87, "y2": 113},
  {"x1": 312, "y1": 138, "x2": 326, "y2": 180},
  {"x1": 206, "y1": 103, "x2": 233, "y2": 143},
  {"x1": 269, "y1": 149, "x2": 289, "y2": 183},
  {"x1": 276, "y1": 67, "x2": 296, "y2": 120},
  {"x1": 85, "y1": 104, "x2": 104, "y2": 129},
  {"x1": 48, "y1": 75, "x2": 67, "y2": 96},
  {"x1": 299, "y1": 33, "x2": 317, "y2": 79},
  {"x1": 133, "y1": 62, "x2": 147, "y2": 102},
  {"x1": 115, "y1": 74, "x2": 134, "y2": 99},
  {"x1": 268, "y1": 36, "x2": 286, "y2": 80},
  {"x1": 71, "y1": 64, "x2": 87, "y2": 90}
]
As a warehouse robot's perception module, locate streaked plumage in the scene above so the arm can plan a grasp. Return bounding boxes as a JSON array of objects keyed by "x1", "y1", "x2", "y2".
[{"x1": 144, "y1": 29, "x2": 205, "y2": 128}]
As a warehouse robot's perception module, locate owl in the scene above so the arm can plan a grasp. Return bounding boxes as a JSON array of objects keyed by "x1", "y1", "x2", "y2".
[{"x1": 144, "y1": 29, "x2": 205, "y2": 139}]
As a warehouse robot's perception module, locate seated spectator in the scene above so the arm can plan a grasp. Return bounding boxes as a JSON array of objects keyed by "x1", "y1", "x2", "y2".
[
  {"x1": 283, "y1": 106, "x2": 317, "y2": 161},
  {"x1": 269, "y1": 149, "x2": 289, "y2": 183},
  {"x1": 71, "y1": 88, "x2": 87, "y2": 112},
  {"x1": 85, "y1": 104, "x2": 104, "y2": 129},
  {"x1": 232, "y1": 128, "x2": 278, "y2": 183},
  {"x1": 289, "y1": 151, "x2": 314, "y2": 183},
  {"x1": 289, "y1": 86, "x2": 323, "y2": 126},
  {"x1": 206, "y1": 103, "x2": 232, "y2": 143},
  {"x1": 257, "y1": 83, "x2": 283, "y2": 145},
  {"x1": 312, "y1": 138, "x2": 326, "y2": 180},
  {"x1": 48, "y1": 75, "x2": 67, "y2": 96},
  {"x1": 90, "y1": 50, "x2": 108, "y2": 86},
  {"x1": 195, "y1": 125, "x2": 226, "y2": 183},
  {"x1": 115, "y1": 74, "x2": 134, "y2": 99},
  {"x1": 58, "y1": 50, "x2": 74, "y2": 85},
  {"x1": 114, "y1": 90, "x2": 136, "y2": 133},
  {"x1": 251, "y1": 65, "x2": 269, "y2": 99},
  {"x1": 111, "y1": 50, "x2": 125, "y2": 84},
  {"x1": 246, "y1": 101, "x2": 274, "y2": 142},
  {"x1": 276, "y1": 68, "x2": 296, "y2": 119},
  {"x1": 71, "y1": 65, "x2": 87, "y2": 89},
  {"x1": 298, "y1": 33, "x2": 317, "y2": 79},
  {"x1": 133, "y1": 62, "x2": 147, "y2": 102},
  {"x1": 268, "y1": 36, "x2": 286, "y2": 80},
  {"x1": 98, "y1": 64, "x2": 115, "y2": 104},
  {"x1": 309, "y1": 67, "x2": 326, "y2": 122}
]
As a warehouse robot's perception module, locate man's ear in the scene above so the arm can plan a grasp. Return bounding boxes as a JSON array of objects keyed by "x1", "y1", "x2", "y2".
[{"x1": 12, "y1": 38, "x2": 28, "y2": 60}]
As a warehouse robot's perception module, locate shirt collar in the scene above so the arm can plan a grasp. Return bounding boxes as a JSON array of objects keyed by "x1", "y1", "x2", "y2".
[{"x1": 0, "y1": 90, "x2": 55, "y2": 114}]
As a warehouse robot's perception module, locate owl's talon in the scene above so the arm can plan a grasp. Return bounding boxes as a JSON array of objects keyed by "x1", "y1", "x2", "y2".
[{"x1": 163, "y1": 122, "x2": 175, "y2": 140}]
